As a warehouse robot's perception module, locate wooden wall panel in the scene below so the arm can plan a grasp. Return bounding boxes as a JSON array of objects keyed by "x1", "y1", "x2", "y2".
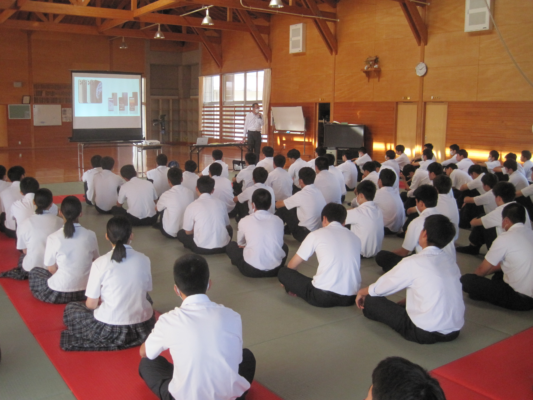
[
  {"x1": 0, "y1": 31, "x2": 29, "y2": 105},
  {"x1": 112, "y1": 37, "x2": 146, "y2": 74},
  {"x1": 0, "y1": 105, "x2": 7, "y2": 147},
  {"x1": 7, "y1": 119, "x2": 32, "y2": 148}
]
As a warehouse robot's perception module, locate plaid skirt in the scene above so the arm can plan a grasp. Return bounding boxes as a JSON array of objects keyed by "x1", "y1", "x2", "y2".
[
  {"x1": 60, "y1": 302, "x2": 156, "y2": 352},
  {"x1": 28, "y1": 268, "x2": 86, "y2": 304},
  {"x1": 0, "y1": 253, "x2": 28, "y2": 280}
]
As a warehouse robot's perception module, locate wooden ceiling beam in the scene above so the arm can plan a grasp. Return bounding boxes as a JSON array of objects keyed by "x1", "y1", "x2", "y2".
[
  {"x1": 98, "y1": 18, "x2": 128, "y2": 31},
  {"x1": 395, "y1": 0, "x2": 427, "y2": 45},
  {"x1": 0, "y1": 8, "x2": 16, "y2": 23},
  {"x1": 53, "y1": 13, "x2": 65, "y2": 23},
  {"x1": 303, "y1": 0, "x2": 337, "y2": 54},
  {"x1": 193, "y1": 26, "x2": 222, "y2": 68},
  {"x1": 236, "y1": 9, "x2": 271, "y2": 62},
  {"x1": 133, "y1": 0, "x2": 182, "y2": 17}
]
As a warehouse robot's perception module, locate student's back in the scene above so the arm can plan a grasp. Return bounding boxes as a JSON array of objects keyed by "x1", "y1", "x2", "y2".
[
  {"x1": 118, "y1": 177, "x2": 157, "y2": 219},
  {"x1": 93, "y1": 169, "x2": 124, "y2": 211},
  {"x1": 147, "y1": 165, "x2": 170, "y2": 197},
  {"x1": 184, "y1": 194, "x2": 230, "y2": 249}
]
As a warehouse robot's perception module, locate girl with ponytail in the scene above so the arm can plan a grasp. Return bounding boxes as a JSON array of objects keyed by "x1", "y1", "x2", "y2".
[
  {"x1": 60, "y1": 216, "x2": 155, "y2": 351},
  {"x1": 29, "y1": 196, "x2": 100, "y2": 304}
]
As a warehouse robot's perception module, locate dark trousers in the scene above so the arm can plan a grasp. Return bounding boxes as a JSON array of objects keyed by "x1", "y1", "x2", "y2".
[
  {"x1": 139, "y1": 349, "x2": 256, "y2": 400},
  {"x1": 176, "y1": 226, "x2": 233, "y2": 255},
  {"x1": 515, "y1": 196, "x2": 533, "y2": 220},
  {"x1": 247, "y1": 130, "x2": 262, "y2": 155},
  {"x1": 226, "y1": 241, "x2": 289, "y2": 278},
  {"x1": 83, "y1": 181, "x2": 93, "y2": 206},
  {"x1": 111, "y1": 206, "x2": 158, "y2": 226},
  {"x1": 292, "y1": 184, "x2": 301, "y2": 195},
  {"x1": 156, "y1": 211, "x2": 177, "y2": 239},
  {"x1": 459, "y1": 203, "x2": 485, "y2": 229},
  {"x1": 278, "y1": 267, "x2": 356, "y2": 307},
  {"x1": 275, "y1": 206, "x2": 311, "y2": 243},
  {"x1": 376, "y1": 250, "x2": 404, "y2": 272},
  {"x1": 384, "y1": 227, "x2": 397, "y2": 235},
  {"x1": 233, "y1": 181, "x2": 243, "y2": 196},
  {"x1": 363, "y1": 295, "x2": 460, "y2": 344},
  {"x1": 402, "y1": 212, "x2": 418, "y2": 233},
  {"x1": 4, "y1": 227, "x2": 16, "y2": 239},
  {"x1": 0, "y1": 212, "x2": 5, "y2": 232},
  {"x1": 401, "y1": 194, "x2": 416, "y2": 211},
  {"x1": 469, "y1": 226, "x2": 497, "y2": 249},
  {"x1": 461, "y1": 272, "x2": 533, "y2": 311},
  {"x1": 234, "y1": 202, "x2": 249, "y2": 223},
  {"x1": 95, "y1": 205, "x2": 113, "y2": 214}
]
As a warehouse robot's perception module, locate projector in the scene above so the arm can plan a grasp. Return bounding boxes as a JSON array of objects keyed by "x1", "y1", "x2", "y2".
[{"x1": 144, "y1": 140, "x2": 160, "y2": 145}]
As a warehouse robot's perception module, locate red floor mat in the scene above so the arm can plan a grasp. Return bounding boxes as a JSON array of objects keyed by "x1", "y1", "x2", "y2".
[
  {"x1": 430, "y1": 375, "x2": 492, "y2": 400},
  {"x1": 0, "y1": 233, "x2": 282, "y2": 400},
  {"x1": 53, "y1": 194, "x2": 85, "y2": 204}
]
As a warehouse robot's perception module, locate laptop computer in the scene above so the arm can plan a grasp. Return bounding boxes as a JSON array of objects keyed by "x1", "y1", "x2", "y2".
[{"x1": 196, "y1": 137, "x2": 208, "y2": 145}]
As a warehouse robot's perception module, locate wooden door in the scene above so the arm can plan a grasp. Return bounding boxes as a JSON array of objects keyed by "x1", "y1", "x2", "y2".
[
  {"x1": 425, "y1": 103, "x2": 448, "y2": 162},
  {"x1": 0, "y1": 105, "x2": 7, "y2": 147},
  {"x1": 396, "y1": 103, "x2": 418, "y2": 158}
]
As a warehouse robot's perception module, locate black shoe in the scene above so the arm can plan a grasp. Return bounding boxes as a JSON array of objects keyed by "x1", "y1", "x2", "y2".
[
  {"x1": 396, "y1": 232, "x2": 405, "y2": 239},
  {"x1": 456, "y1": 245, "x2": 480, "y2": 255}
]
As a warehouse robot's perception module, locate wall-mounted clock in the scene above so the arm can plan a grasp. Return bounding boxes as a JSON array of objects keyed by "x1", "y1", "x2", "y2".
[{"x1": 416, "y1": 62, "x2": 428, "y2": 77}]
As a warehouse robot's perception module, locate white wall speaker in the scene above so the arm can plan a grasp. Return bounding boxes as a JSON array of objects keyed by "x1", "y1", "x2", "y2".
[
  {"x1": 289, "y1": 23, "x2": 306, "y2": 54},
  {"x1": 465, "y1": 0, "x2": 493, "y2": 32}
]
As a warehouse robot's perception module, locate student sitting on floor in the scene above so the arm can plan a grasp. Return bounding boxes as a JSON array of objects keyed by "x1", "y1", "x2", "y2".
[
  {"x1": 515, "y1": 181, "x2": 533, "y2": 219},
  {"x1": 0, "y1": 166, "x2": 25, "y2": 238},
  {"x1": 336, "y1": 149, "x2": 359, "y2": 190},
  {"x1": 92, "y1": 156, "x2": 125, "y2": 214},
  {"x1": 29, "y1": 196, "x2": 99, "y2": 304},
  {"x1": 394, "y1": 145, "x2": 410, "y2": 170},
  {"x1": 266, "y1": 154, "x2": 293, "y2": 202},
  {"x1": 256, "y1": 145, "x2": 275, "y2": 173},
  {"x1": 365, "y1": 357, "x2": 446, "y2": 400},
  {"x1": 227, "y1": 189, "x2": 288, "y2": 278},
  {"x1": 376, "y1": 185, "x2": 456, "y2": 272},
  {"x1": 325, "y1": 153, "x2": 347, "y2": 203},
  {"x1": 182, "y1": 160, "x2": 200, "y2": 199},
  {"x1": 156, "y1": 168, "x2": 195, "y2": 239},
  {"x1": 433, "y1": 175, "x2": 460, "y2": 242},
  {"x1": 494, "y1": 152, "x2": 526, "y2": 178},
  {"x1": 0, "y1": 189, "x2": 63, "y2": 280},
  {"x1": 0, "y1": 165, "x2": 11, "y2": 194},
  {"x1": 503, "y1": 159, "x2": 528, "y2": 191},
  {"x1": 521, "y1": 150, "x2": 533, "y2": 182},
  {"x1": 461, "y1": 172, "x2": 498, "y2": 229},
  {"x1": 357, "y1": 214, "x2": 464, "y2": 344},
  {"x1": 82, "y1": 155, "x2": 102, "y2": 206},
  {"x1": 287, "y1": 149, "x2": 308, "y2": 194},
  {"x1": 346, "y1": 181, "x2": 384, "y2": 258},
  {"x1": 278, "y1": 203, "x2": 361, "y2": 308},
  {"x1": 444, "y1": 163, "x2": 472, "y2": 208},
  {"x1": 355, "y1": 147, "x2": 372, "y2": 170},
  {"x1": 461, "y1": 203, "x2": 533, "y2": 311},
  {"x1": 201, "y1": 149, "x2": 229, "y2": 179},
  {"x1": 233, "y1": 152, "x2": 257, "y2": 196},
  {"x1": 477, "y1": 150, "x2": 501, "y2": 174},
  {"x1": 460, "y1": 164, "x2": 486, "y2": 197},
  {"x1": 234, "y1": 167, "x2": 275, "y2": 221},
  {"x1": 209, "y1": 163, "x2": 236, "y2": 216},
  {"x1": 306, "y1": 146, "x2": 327, "y2": 170},
  {"x1": 381, "y1": 150, "x2": 400, "y2": 176},
  {"x1": 456, "y1": 149, "x2": 475, "y2": 172},
  {"x1": 275, "y1": 167, "x2": 326, "y2": 243},
  {"x1": 361, "y1": 162, "x2": 379, "y2": 188},
  {"x1": 314, "y1": 156, "x2": 342, "y2": 204},
  {"x1": 177, "y1": 176, "x2": 232, "y2": 255},
  {"x1": 374, "y1": 169, "x2": 404, "y2": 235},
  {"x1": 139, "y1": 254, "x2": 255, "y2": 400},
  {"x1": 441, "y1": 144, "x2": 460, "y2": 167},
  {"x1": 112, "y1": 165, "x2": 158, "y2": 226},
  {"x1": 61, "y1": 216, "x2": 155, "y2": 351},
  {"x1": 147, "y1": 154, "x2": 170, "y2": 198}
]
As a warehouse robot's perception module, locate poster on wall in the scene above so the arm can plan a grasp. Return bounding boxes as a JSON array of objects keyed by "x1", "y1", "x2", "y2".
[{"x1": 62, "y1": 108, "x2": 72, "y2": 122}]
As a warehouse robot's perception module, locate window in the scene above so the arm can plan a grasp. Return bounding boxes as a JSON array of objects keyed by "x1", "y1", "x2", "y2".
[{"x1": 201, "y1": 75, "x2": 221, "y2": 138}]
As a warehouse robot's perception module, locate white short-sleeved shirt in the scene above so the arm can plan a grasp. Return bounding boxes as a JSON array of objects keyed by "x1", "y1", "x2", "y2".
[
  {"x1": 283, "y1": 184, "x2": 327, "y2": 231},
  {"x1": 449, "y1": 169, "x2": 472, "y2": 189},
  {"x1": 93, "y1": 170, "x2": 125, "y2": 211},
  {"x1": 83, "y1": 167, "x2": 102, "y2": 202},
  {"x1": 17, "y1": 212, "x2": 63, "y2": 271},
  {"x1": 396, "y1": 153, "x2": 410, "y2": 169},
  {"x1": 329, "y1": 165, "x2": 347, "y2": 196},
  {"x1": 202, "y1": 160, "x2": 229, "y2": 179},
  {"x1": 336, "y1": 160, "x2": 359, "y2": 189},
  {"x1": 117, "y1": 177, "x2": 157, "y2": 219},
  {"x1": 237, "y1": 183, "x2": 275, "y2": 215},
  {"x1": 516, "y1": 162, "x2": 526, "y2": 178},
  {"x1": 0, "y1": 181, "x2": 22, "y2": 230},
  {"x1": 212, "y1": 176, "x2": 236, "y2": 213},
  {"x1": 182, "y1": 171, "x2": 200, "y2": 199},
  {"x1": 297, "y1": 221, "x2": 361, "y2": 296},
  {"x1": 182, "y1": 193, "x2": 230, "y2": 249},
  {"x1": 474, "y1": 190, "x2": 498, "y2": 214},
  {"x1": 235, "y1": 164, "x2": 256, "y2": 190},
  {"x1": 481, "y1": 201, "x2": 531, "y2": 236},
  {"x1": 521, "y1": 184, "x2": 533, "y2": 202},
  {"x1": 355, "y1": 153, "x2": 372, "y2": 167},
  {"x1": 485, "y1": 223, "x2": 533, "y2": 297},
  {"x1": 382, "y1": 160, "x2": 400, "y2": 176},
  {"x1": 522, "y1": 160, "x2": 533, "y2": 181},
  {"x1": 346, "y1": 201, "x2": 384, "y2": 258},
  {"x1": 457, "y1": 158, "x2": 475, "y2": 172},
  {"x1": 157, "y1": 185, "x2": 195, "y2": 237},
  {"x1": 380, "y1": 165, "x2": 400, "y2": 193},
  {"x1": 147, "y1": 166, "x2": 171, "y2": 198},
  {"x1": 374, "y1": 186, "x2": 405, "y2": 233},
  {"x1": 266, "y1": 167, "x2": 293, "y2": 202},
  {"x1": 436, "y1": 193, "x2": 460, "y2": 241},
  {"x1": 0, "y1": 179, "x2": 11, "y2": 196},
  {"x1": 508, "y1": 171, "x2": 529, "y2": 191},
  {"x1": 314, "y1": 170, "x2": 342, "y2": 204},
  {"x1": 44, "y1": 224, "x2": 100, "y2": 292},
  {"x1": 407, "y1": 169, "x2": 431, "y2": 197},
  {"x1": 466, "y1": 173, "x2": 486, "y2": 194},
  {"x1": 238, "y1": 210, "x2": 285, "y2": 270},
  {"x1": 441, "y1": 154, "x2": 458, "y2": 167},
  {"x1": 485, "y1": 160, "x2": 501, "y2": 173},
  {"x1": 362, "y1": 171, "x2": 379, "y2": 188},
  {"x1": 256, "y1": 157, "x2": 274, "y2": 173},
  {"x1": 11, "y1": 194, "x2": 59, "y2": 235},
  {"x1": 369, "y1": 246, "x2": 465, "y2": 334},
  {"x1": 288, "y1": 158, "x2": 308, "y2": 188},
  {"x1": 403, "y1": 207, "x2": 456, "y2": 260},
  {"x1": 419, "y1": 159, "x2": 435, "y2": 171},
  {"x1": 85, "y1": 245, "x2": 153, "y2": 325},
  {"x1": 144, "y1": 294, "x2": 250, "y2": 400}
]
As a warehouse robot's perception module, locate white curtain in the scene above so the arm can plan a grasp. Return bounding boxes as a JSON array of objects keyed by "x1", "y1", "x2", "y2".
[{"x1": 262, "y1": 68, "x2": 271, "y2": 144}]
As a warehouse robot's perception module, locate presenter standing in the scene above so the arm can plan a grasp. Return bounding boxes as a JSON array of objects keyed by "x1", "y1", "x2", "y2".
[{"x1": 244, "y1": 103, "x2": 264, "y2": 156}]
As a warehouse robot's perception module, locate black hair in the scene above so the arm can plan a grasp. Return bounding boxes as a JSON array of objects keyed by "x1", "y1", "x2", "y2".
[
  {"x1": 245, "y1": 152, "x2": 257, "y2": 165},
  {"x1": 422, "y1": 148, "x2": 434, "y2": 159},
  {"x1": 379, "y1": 169, "x2": 396, "y2": 187},
  {"x1": 458, "y1": 149, "x2": 469, "y2": 158},
  {"x1": 522, "y1": 150, "x2": 532, "y2": 160},
  {"x1": 315, "y1": 156, "x2": 329, "y2": 171},
  {"x1": 273, "y1": 154, "x2": 286, "y2": 168},
  {"x1": 385, "y1": 150, "x2": 396, "y2": 160},
  {"x1": 101, "y1": 156, "x2": 115, "y2": 170},
  {"x1": 34, "y1": 188, "x2": 53, "y2": 215},
  {"x1": 362, "y1": 161, "x2": 375, "y2": 173},
  {"x1": 343, "y1": 150, "x2": 353, "y2": 160},
  {"x1": 445, "y1": 163, "x2": 458, "y2": 171},
  {"x1": 315, "y1": 147, "x2": 327, "y2": 157},
  {"x1": 424, "y1": 215, "x2": 456, "y2": 249},
  {"x1": 20, "y1": 177, "x2": 39, "y2": 195},
  {"x1": 371, "y1": 357, "x2": 445, "y2": 400},
  {"x1": 167, "y1": 167, "x2": 183, "y2": 186},
  {"x1": 427, "y1": 162, "x2": 443, "y2": 176},
  {"x1": 184, "y1": 160, "x2": 197, "y2": 172},
  {"x1": 107, "y1": 216, "x2": 132, "y2": 263},
  {"x1": 481, "y1": 172, "x2": 498, "y2": 188},
  {"x1": 173, "y1": 254, "x2": 210, "y2": 296},
  {"x1": 61, "y1": 196, "x2": 82, "y2": 239},
  {"x1": 502, "y1": 203, "x2": 526, "y2": 225},
  {"x1": 7, "y1": 166, "x2": 25, "y2": 182},
  {"x1": 396, "y1": 144, "x2": 405, "y2": 153},
  {"x1": 251, "y1": 102, "x2": 259, "y2": 108},
  {"x1": 403, "y1": 164, "x2": 416, "y2": 176},
  {"x1": 262, "y1": 146, "x2": 274, "y2": 157},
  {"x1": 432, "y1": 175, "x2": 452, "y2": 194},
  {"x1": 287, "y1": 149, "x2": 300, "y2": 160},
  {"x1": 252, "y1": 166, "x2": 268, "y2": 184},
  {"x1": 490, "y1": 150, "x2": 499, "y2": 160},
  {"x1": 298, "y1": 167, "x2": 316, "y2": 185},
  {"x1": 156, "y1": 154, "x2": 168, "y2": 166},
  {"x1": 373, "y1": 161, "x2": 381, "y2": 170},
  {"x1": 325, "y1": 153, "x2": 335, "y2": 167},
  {"x1": 212, "y1": 149, "x2": 223, "y2": 160},
  {"x1": 321, "y1": 203, "x2": 347, "y2": 224},
  {"x1": 209, "y1": 162, "x2": 223, "y2": 177},
  {"x1": 503, "y1": 159, "x2": 518, "y2": 172},
  {"x1": 120, "y1": 164, "x2": 137, "y2": 180},
  {"x1": 252, "y1": 188, "x2": 271, "y2": 211},
  {"x1": 0, "y1": 165, "x2": 5, "y2": 180},
  {"x1": 505, "y1": 152, "x2": 517, "y2": 161},
  {"x1": 90, "y1": 155, "x2": 102, "y2": 168},
  {"x1": 359, "y1": 147, "x2": 367, "y2": 154},
  {"x1": 450, "y1": 144, "x2": 460, "y2": 152},
  {"x1": 492, "y1": 181, "x2": 516, "y2": 203},
  {"x1": 197, "y1": 175, "x2": 215, "y2": 194},
  {"x1": 413, "y1": 185, "x2": 438, "y2": 208},
  {"x1": 468, "y1": 165, "x2": 483, "y2": 176},
  {"x1": 356, "y1": 180, "x2": 377, "y2": 201}
]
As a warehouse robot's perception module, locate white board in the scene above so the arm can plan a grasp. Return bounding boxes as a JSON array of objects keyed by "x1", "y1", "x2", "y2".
[
  {"x1": 33, "y1": 104, "x2": 62, "y2": 126},
  {"x1": 271, "y1": 106, "x2": 305, "y2": 132}
]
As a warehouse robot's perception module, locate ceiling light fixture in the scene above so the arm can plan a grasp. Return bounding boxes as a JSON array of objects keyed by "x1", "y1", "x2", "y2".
[
  {"x1": 201, "y1": 7, "x2": 214, "y2": 26},
  {"x1": 239, "y1": 0, "x2": 339, "y2": 22},
  {"x1": 269, "y1": 0, "x2": 283, "y2": 8},
  {"x1": 154, "y1": 24, "x2": 165, "y2": 39},
  {"x1": 119, "y1": 36, "x2": 128, "y2": 49}
]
